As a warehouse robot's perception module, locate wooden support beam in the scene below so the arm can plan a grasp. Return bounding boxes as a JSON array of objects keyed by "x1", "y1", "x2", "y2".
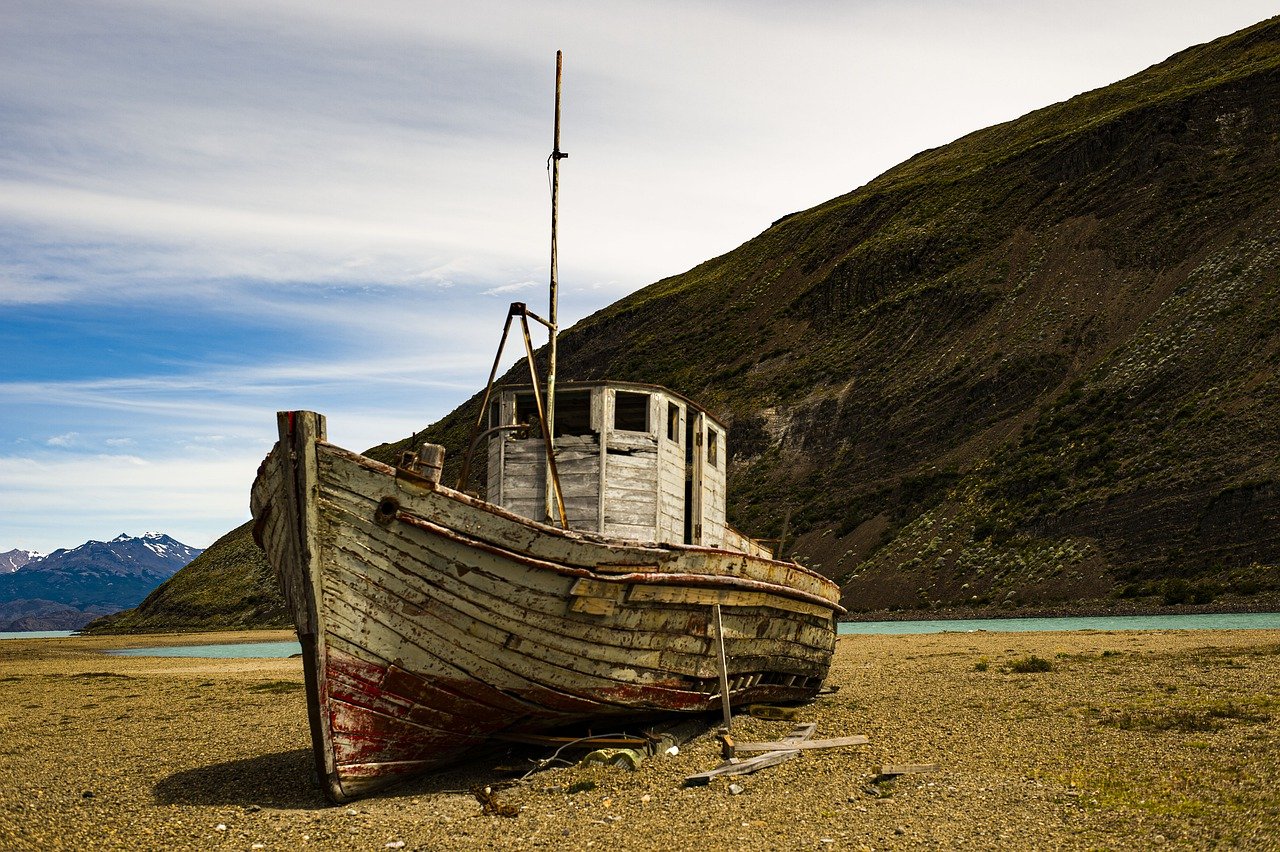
[{"x1": 713, "y1": 603, "x2": 731, "y2": 731}]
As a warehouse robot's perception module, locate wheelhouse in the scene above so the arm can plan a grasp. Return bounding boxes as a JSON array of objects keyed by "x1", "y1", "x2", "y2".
[{"x1": 486, "y1": 381, "x2": 761, "y2": 553}]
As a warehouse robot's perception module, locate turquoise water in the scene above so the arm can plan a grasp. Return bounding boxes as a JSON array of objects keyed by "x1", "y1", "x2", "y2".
[
  {"x1": 0, "y1": 630, "x2": 77, "y2": 640},
  {"x1": 839, "y1": 612, "x2": 1280, "y2": 634},
  {"x1": 0, "y1": 630, "x2": 301, "y2": 657},
  {"x1": 107, "y1": 640, "x2": 302, "y2": 658}
]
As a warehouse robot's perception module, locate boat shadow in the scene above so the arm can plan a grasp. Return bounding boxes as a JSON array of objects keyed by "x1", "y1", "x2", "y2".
[
  {"x1": 153, "y1": 749, "x2": 516, "y2": 810},
  {"x1": 154, "y1": 749, "x2": 327, "y2": 810}
]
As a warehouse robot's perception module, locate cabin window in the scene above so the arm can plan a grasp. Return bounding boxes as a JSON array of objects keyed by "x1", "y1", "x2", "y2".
[
  {"x1": 488, "y1": 399, "x2": 502, "y2": 429},
  {"x1": 553, "y1": 390, "x2": 592, "y2": 436},
  {"x1": 514, "y1": 392, "x2": 540, "y2": 431},
  {"x1": 707, "y1": 428, "x2": 719, "y2": 467},
  {"x1": 666, "y1": 401, "x2": 681, "y2": 442},
  {"x1": 614, "y1": 391, "x2": 650, "y2": 432},
  {"x1": 514, "y1": 389, "x2": 594, "y2": 436}
]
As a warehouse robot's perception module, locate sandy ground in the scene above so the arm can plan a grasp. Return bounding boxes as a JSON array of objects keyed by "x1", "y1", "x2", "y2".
[{"x1": 1, "y1": 628, "x2": 1277, "y2": 851}]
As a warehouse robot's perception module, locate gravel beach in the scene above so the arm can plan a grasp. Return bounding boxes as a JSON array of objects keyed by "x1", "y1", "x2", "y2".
[{"x1": 1, "y1": 628, "x2": 1276, "y2": 850}]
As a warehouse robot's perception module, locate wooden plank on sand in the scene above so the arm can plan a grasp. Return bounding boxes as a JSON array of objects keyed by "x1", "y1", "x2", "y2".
[
  {"x1": 684, "y1": 723, "x2": 815, "y2": 786},
  {"x1": 874, "y1": 763, "x2": 939, "y2": 777},
  {"x1": 734, "y1": 735, "x2": 869, "y2": 752}
]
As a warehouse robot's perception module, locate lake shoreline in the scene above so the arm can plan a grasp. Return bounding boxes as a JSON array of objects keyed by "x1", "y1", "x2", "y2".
[
  {"x1": 842, "y1": 592, "x2": 1280, "y2": 623},
  {"x1": 0, "y1": 627, "x2": 299, "y2": 646}
]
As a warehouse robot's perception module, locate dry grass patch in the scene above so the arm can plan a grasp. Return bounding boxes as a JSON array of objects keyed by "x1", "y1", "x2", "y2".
[{"x1": 1100, "y1": 699, "x2": 1272, "y2": 733}]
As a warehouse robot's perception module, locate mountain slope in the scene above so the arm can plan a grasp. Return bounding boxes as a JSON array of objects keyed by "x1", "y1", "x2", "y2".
[
  {"x1": 0, "y1": 533, "x2": 202, "y2": 630},
  {"x1": 106, "y1": 16, "x2": 1280, "y2": 628}
]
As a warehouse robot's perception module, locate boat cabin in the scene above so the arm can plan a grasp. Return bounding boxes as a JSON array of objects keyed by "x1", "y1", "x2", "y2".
[{"x1": 486, "y1": 381, "x2": 761, "y2": 552}]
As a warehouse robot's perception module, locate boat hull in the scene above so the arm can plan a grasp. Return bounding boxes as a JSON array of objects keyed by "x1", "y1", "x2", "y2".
[{"x1": 251, "y1": 411, "x2": 841, "y2": 802}]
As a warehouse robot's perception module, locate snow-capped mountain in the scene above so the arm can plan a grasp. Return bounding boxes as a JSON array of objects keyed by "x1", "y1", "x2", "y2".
[
  {"x1": 0, "y1": 549, "x2": 43, "y2": 574},
  {"x1": 79, "y1": 532, "x2": 204, "y2": 575},
  {"x1": 0, "y1": 533, "x2": 203, "y2": 630}
]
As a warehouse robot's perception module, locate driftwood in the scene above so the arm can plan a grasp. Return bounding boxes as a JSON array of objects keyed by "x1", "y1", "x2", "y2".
[
  {"x1": 683, "y1": 749, "x2": 801, "y2": 786},
  {"x1": 733, "y1": 735, "x2": 869, "y2": 753},
  {"x1": 684, "y1": 723, "x2": 816, "y2": 786}
]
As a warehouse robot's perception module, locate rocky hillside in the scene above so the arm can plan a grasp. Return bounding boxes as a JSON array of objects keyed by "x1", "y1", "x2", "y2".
[{"x1": 103, "y1": 16, "x2": 1280, "y2": 628}]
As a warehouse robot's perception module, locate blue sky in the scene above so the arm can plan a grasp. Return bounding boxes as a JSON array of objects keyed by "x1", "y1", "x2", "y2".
[{"x1": 2, "y1": 0, "x2": 1275, "y2": 554}]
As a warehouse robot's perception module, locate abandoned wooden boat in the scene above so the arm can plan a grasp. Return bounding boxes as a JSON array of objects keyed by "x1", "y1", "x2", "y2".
[
  {"x1": 251, "y1": 384, "x2": 842, "y2": 802},
  {"x1": 249, "y1": 51, "x2": 842, "y2": 803}
]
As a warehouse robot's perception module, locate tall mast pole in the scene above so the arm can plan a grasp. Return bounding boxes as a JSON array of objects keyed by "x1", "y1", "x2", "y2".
[{"x1": 546, "y1": 50, "x2": 566, "y2": 524}]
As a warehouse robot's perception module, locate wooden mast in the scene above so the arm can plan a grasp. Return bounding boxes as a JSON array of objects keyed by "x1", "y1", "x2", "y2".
[{"x1": 546, "y1": 50, "x2": 566, "y2": 524}]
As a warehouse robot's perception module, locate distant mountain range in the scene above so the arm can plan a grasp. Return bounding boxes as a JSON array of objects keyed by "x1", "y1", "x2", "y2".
[{"x1": 0, "y1": 533, "x2": 202, "y2": 631}]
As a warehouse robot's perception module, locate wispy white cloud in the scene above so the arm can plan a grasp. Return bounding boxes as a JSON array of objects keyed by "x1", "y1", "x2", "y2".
[
  {"x1": 8, "y1": 0, "x2": 1272, "y2": 313},
  {"x1": 0, "y1": 274, "x2": 83, "y2": 306},
  {"x1": 1, "y1": 391, "x2": 432, "y2": 553},
  {"x1": 0, "y1": 361, "x2": 490, "y2": 456},
  {"x1": 480, "y1": 280, "x2": 538, "y2": 297}
]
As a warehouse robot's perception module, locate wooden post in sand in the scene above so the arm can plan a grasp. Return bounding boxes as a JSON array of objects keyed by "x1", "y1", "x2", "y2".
[{"x1": 713, "y1": 603, "x2": 732, "y2": 730}]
